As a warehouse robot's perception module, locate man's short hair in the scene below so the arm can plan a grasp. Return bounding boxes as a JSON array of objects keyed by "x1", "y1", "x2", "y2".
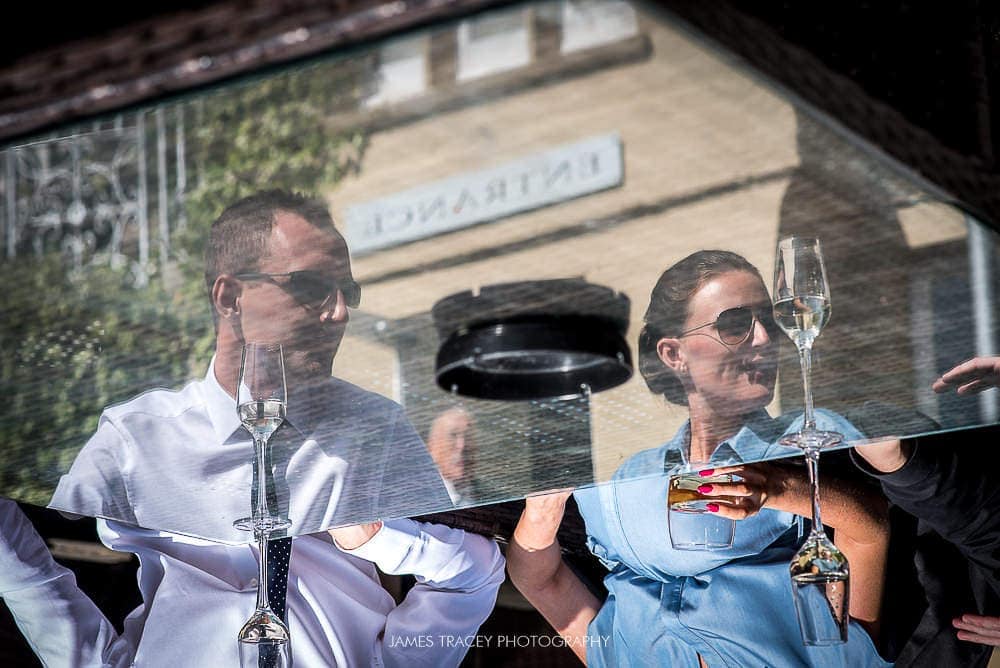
[{"x1": 203, "y1": 189, "x2": 344, "y2": 297}]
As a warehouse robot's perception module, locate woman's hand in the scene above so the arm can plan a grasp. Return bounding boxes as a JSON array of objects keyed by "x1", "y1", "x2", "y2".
[
  {"x1": 514, "y1": 489, "x2": 574, "y2": 552},
  {"x1": 693, "y1": 462, "x2": 801, "y2": 521},
  {"x1": 508, "y1": 489, "x2": 597, "y2": 664}
]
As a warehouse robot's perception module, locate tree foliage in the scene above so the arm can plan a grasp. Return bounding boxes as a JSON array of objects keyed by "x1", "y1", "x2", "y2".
[{"x1": 1, "y1": 54, "x2": 369, "y2": 505}]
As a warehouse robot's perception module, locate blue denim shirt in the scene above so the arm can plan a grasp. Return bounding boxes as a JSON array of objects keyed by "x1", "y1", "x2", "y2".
[{"x1": 574, "y1": 410, "x2": 892, "y2": 667}]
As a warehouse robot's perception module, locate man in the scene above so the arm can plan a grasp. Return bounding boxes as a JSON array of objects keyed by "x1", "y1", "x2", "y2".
[
  {"x1": 853, "y1": 356, "x2": 1000, "y2": 664},
  {"x1": 426, "y1": 406, "x2": 477, "y2": 506},
  {"x1": 8, "y1": 190, "x2": 504, "y2": 665}
]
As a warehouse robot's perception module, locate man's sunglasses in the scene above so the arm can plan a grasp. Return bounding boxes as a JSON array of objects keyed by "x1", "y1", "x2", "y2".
[
  {"x1": 679, "y1": 304, "x2": 778, "y2": 346},
  {"x1": 235, "y1": 271, "x2": 361, "y2": 310}
]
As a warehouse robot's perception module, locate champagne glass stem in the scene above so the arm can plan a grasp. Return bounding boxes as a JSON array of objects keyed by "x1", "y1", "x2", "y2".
[
  {"x1": 252, "y1": 433, "x2": 272, "y2": 612},
  {"x1": 797, "y1": 343, "x2": 816, "y2": 432},
  {"x1": 805, "y1": 449, "x2": 825, "y2": 536},
  {"x1": 255, "y1": 530, "x2": 271, "y2": 611},
  {"x1": 253, "y1": 435, "x2": 269, "y2": 521}
]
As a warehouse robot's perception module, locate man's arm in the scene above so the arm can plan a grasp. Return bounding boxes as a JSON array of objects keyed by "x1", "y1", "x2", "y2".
[
  {"x1": 332, "y1": 518, "x2": 505, "y2": 668},
  {"x1": 858, "y1": 359, "x2": 1000, "y2": 649},
  {"x1": 48, "y1": 416, "x2": 136, "y2": 524},
  {"x1": 0, "y1": 499, "x2": 127, "y2": 667},
  {"x1": 856, "y1": 437, "x2": 1000, "y2": 578},
  {"x1": 855, "y1": 354, "x2": 1000, "y2": 578},
  {"x1": 706, "y1": 462, "x2": 890, "y2": 637}
]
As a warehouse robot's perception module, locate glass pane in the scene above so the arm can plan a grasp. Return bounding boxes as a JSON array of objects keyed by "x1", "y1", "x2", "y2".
[{"x1": 0, "y1": 0, "x2": 996, "y2": 546}]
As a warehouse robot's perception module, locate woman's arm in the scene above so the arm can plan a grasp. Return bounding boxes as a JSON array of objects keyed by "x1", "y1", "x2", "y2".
[
  {"x1": 702, "y1": 463, "x2": 890, "y2": 638},
  {"x1": 507, "y1": 491, "x2": 601, "y2": 664}
]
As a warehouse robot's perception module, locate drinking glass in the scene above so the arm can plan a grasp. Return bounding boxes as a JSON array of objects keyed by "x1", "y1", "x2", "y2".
[
  {"x1": 667, "y1": 472, "x2": 735, "y2": 550},
  {"x1": 237, "y1": 532, "x2": 292, "y2": 667},
  {"x1": 772, "y1": 236, "x2": 849, "y2": 645},
  {"x1": 234, "y1": 342, "x2": 292, "y2": 534},
  {"x1": 233, "y1": 343, "x2": 292, "y2": 663},
  {"x1": 772, "y1": 237, "x2": 842, "y2": 452}
]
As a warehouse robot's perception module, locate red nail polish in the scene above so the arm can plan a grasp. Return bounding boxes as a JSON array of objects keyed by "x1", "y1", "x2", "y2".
[
  {"x1": 698, "y1": 484, "x2": 713, "y2": 494},
  {"x1": 706, "y1": 503, "x2": 719, "y2": 512},
  {"x1": 699, "y1": 469, "x2": 715, "y2": 477}
]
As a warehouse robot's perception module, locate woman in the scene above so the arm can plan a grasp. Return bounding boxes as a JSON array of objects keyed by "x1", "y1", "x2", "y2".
[{"x1": 507, "y1": 250, "x2": 891, "y2": 667}]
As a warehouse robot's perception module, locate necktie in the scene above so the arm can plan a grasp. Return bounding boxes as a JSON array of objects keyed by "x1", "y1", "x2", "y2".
[
  {"x1": 265, "y1": 536, "x2": 292, "y2": 622},
  {"x1": 257, "y1": 538, "x2": 292, "y2": 668}
]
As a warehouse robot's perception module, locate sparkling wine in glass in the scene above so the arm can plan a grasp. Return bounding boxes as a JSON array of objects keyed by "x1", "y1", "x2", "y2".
[
  {"x1": 772, "y1": 237, "x2": 842, "y2": 451},
  {"x1": 772, "y1": 236, "x2": 849, "y2": 645}
]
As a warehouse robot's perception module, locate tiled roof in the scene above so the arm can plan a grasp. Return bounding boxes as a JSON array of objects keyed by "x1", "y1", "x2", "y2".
[
  {"x1": 0, "y1": 0, "x2": 502, "y2": 143},
  {"x1": 2, "y1": 0, "x2": 999, "y2": 224}
]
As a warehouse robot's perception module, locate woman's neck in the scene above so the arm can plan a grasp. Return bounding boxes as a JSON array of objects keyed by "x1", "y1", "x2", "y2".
[{"x1": 686, "y1": 396, "x2": 748, "y2": 462}]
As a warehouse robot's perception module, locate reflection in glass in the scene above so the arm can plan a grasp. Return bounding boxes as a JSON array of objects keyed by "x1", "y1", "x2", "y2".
[
  {"x1": 457, "y1": 7, "x2": 530, "y2": 81},
  {"x1": 8, "y1": 1, "x2": 1000, "y2": 661},
  {"x1": 234, "y1": 343, "x2": 291, "y2": 662},
  {"x1": 509, "y1": 249, "x2": 890, "y2": 666},
  {"x1": 667, "y1": 470, "x2": 735, "y2": 550},
  {"x1": 773, "y1": 237, "x2": 842, "y2": 451},
  {"x1": 3, "y1": 0, "x2": 1000, "y2": 540},
  {"x1": 772, "y1": 236, "x2": 849, "y2": 645},
  {"x1": 427, "y1": 406, "x2": 477, "y2": 505},
  {"x1": 234, "y1": 342, "x2": 291, "y2": 533}
]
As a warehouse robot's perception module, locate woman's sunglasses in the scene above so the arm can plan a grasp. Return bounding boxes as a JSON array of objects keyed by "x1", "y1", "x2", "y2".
[
  {"x1": 679, "y1": 304, "x2": 778, "y2": 346},
  {"x1": 235, "y1": 271, "x2": 361, "y2": 310}
]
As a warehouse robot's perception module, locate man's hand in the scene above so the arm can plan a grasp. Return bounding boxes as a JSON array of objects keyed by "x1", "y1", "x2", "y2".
[
  {"x1": 953, "y1": 613, "x2": 1000, "y2": 646},
  {"x1": 329, "y1": 521, "x2": 383, "y2": 551},
  {"x1": 933, "y1": 357, "x2": 1000, "y2": 395}
]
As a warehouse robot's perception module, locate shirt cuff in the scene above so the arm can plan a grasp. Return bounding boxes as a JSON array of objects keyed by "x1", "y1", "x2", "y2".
[{"x1": 336, "y1": 518, "x2": 421, "y2": 563}]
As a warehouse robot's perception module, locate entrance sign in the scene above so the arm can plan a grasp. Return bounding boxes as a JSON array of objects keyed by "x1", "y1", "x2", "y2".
[{"x1": 345, "y1": 133, "x2": 624, "y2": 253}]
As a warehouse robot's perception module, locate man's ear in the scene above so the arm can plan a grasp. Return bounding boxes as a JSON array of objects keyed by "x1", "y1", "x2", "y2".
[
  {"x1": 656, "y1": 337, "x2": 687, "y2": 376},
  {"x1": 212, "y1": 275, "x2": 242, "y2": 320}
]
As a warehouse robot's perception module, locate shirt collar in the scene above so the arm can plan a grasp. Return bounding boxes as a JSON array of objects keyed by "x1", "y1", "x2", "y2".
[
  {"x1": 201, "y1": 356, "x2": 324, "y2": 444},
  {"x1": 201, "y1": 356, "x2": 244, "y2": 444},
  {"x1": 665, "y1": 410, "x2": 793, "y2": 471}
]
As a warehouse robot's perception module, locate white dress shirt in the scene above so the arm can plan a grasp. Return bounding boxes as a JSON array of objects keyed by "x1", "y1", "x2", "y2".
[
  {"x1": 17, "y1": 364, "x2": 505, "y2": 666},
  {"x1": 50, "y1": 359, "x2": 455, "y2": 541},
  {"x1": 0, "y1": 498, "x2": 128, "y2": 667}
]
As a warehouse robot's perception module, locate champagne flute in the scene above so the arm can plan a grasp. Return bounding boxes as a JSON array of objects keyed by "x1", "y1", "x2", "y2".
[
  {"x1": 234, "y1": 343, "x2": 292, "y2": 665},
  {"x1": 772, "y1": 237, "x2": 849, "y2": 645},
  {"x1": 234, "y1": 342, "x2": 292, "y2": 533},
  {"x1": 237, "y1": 528, "x2": 292, "y2": 668},
  {"x1": 772, "y1": 237, "x2": 842, "y2": 452}
]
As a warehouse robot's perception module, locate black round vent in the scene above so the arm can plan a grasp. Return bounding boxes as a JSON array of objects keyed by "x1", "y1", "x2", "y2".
[{"x1": 432, "y1": 279, "x2": 633, "y2": 400}]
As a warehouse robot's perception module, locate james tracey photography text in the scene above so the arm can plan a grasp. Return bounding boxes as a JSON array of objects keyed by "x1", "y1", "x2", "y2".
[{"x1": 387, "y1": 634, "x2": 612, "y2": 649}]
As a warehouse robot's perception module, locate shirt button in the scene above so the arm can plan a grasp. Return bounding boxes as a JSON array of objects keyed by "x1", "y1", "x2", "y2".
[{"x1": 249, "y1": 578, "x2": 258, "y2": 587}]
